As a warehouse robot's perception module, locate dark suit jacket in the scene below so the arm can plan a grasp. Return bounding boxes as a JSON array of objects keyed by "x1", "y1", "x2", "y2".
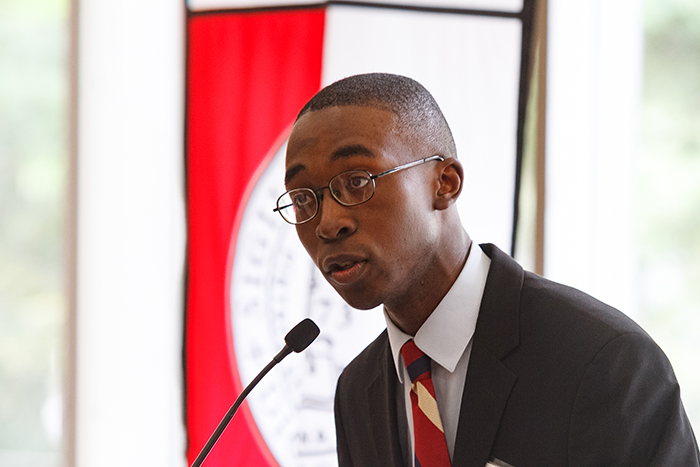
[{"x1": 334, "y1": 244, "x2": 699, "y2": 466}]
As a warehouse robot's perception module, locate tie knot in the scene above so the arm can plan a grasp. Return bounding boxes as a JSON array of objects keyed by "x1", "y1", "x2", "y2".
[{"x1": 401, "y1": 340, "x2": 431, "y2": 383}]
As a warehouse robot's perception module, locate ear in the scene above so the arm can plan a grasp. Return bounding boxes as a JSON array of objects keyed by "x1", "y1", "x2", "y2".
[{"x1": 434, "y1": 158, "x2": 464, "y2": 210}]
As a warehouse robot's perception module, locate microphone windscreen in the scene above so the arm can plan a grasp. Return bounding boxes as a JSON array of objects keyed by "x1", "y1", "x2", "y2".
[{"x1": 284, "y1": 318, "x2": 320, "y2": 353}]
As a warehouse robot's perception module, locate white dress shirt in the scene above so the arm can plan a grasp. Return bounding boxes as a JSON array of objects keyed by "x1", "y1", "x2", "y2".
[{"x1": 384, "y1": 242, "x2": 491, "y2": 464}]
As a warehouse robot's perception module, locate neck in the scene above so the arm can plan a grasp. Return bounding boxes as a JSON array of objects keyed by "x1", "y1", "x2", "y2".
[{"x1": 385, "y1": 231, "x2": 472, "y2": 336}]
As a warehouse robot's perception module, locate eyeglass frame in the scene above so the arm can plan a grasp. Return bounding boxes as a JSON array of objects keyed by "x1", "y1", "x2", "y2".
[{"x1": 272, "y1": 154, "x2": 445, "y2": 225}]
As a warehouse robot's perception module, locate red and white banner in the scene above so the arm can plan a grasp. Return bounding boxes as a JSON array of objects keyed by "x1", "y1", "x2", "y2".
[{"x1": 185, "y1": 2, "x2": 532, "y2": 465}]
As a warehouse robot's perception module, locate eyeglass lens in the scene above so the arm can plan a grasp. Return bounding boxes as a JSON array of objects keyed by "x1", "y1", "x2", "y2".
[
  {"x1": 277, "y1": 170, "x2": 375, "y2": 224},
  {"x1": 285, "y1": 189, "x2": 317, "y2": 224},
  {"x1": 329, "y1": 171, "x2": 374, "y2": 205}
]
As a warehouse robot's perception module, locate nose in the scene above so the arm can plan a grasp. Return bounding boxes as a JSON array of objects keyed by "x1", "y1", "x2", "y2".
[{"x1": 314, "y1": 193, "x2": 356, "y2": 241}]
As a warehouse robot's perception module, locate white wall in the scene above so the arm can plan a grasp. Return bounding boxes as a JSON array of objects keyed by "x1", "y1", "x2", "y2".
[
  {"x1": 73, "y1": 1, "x2": 187, "y2": 465},
  {"x1": 545, "y1": 0, "x2": 642, "y2": 315}
]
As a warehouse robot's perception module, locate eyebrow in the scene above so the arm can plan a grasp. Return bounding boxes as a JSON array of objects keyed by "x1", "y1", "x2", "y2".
[
  {"x1": 284, "y1": 144, "x2": 376, "y2": 185},
  {"x1": 284, "y1": 164, "x2": 305, "y2": 185},
  {"x1": 330, "y1": 144, "x2": 375, "y2": 161}
]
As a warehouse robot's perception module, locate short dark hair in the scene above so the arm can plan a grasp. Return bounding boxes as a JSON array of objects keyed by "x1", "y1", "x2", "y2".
[{"x1": 297, "y1": 73, "x2": 457, "y2": 159}]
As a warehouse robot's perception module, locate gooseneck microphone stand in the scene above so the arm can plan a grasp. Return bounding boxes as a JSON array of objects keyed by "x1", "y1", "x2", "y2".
[{"x1": 190, "y1": 318, "x2": 320, "y2": 467}]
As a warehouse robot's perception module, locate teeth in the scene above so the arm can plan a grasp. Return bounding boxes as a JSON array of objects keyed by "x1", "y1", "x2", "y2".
[{"x1": 332, "y1": 261, "x2": 354, "y2": 272}]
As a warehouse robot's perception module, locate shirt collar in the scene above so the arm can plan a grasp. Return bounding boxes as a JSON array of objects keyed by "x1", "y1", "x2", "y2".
[{"x1": 385, "y1": 242, "x2": 491, "y2": 383}]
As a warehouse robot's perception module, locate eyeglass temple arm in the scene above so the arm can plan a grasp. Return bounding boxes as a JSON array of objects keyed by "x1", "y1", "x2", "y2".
[{"x1": 371, "y1": 155, "x2": 444, "y2": 180}]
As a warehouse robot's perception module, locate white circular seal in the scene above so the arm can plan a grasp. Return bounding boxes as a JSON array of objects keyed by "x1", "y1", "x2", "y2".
[{"x1": 229, "y1": 136, "x2": 386, "y2": 467}]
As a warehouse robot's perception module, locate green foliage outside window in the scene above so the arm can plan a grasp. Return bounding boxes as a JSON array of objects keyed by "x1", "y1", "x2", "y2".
[
  {"x1": 640, "y1": 0, "x2": 700, "y2": 430},
  {"x1": 0, "y1": 0, "x2": 68, "y2": 464}
]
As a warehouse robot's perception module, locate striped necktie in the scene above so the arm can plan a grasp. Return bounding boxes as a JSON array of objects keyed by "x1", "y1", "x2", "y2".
[{"x1": 401, "y1": 340, "x2": 452, "y2": 467}]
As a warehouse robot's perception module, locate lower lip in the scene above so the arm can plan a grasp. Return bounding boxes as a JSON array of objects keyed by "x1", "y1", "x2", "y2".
[{"x1": 329, "y1": 261, "x2": 367, "y2": 285}]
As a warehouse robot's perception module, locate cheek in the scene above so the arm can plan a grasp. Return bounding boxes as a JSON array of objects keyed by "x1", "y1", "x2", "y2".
[
  {"x1": 386, "y1": 196, "x2": 435, "y2": 238},
  {"x1": 369, "y1": 211, "x2": 422, "y2": 261},
  {"x1": 295, "y1": 225, "x2": 318, "y2": 259},
  {"x1": 386, "y1": 210, "x2": 439, "y2": 268}
]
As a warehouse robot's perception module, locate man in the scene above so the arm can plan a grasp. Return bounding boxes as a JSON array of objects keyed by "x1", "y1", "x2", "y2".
[{"x1": 274, "y1": 73, "x2": 699, "y2": 466}]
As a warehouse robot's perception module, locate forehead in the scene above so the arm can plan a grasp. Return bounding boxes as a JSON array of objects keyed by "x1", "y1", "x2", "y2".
[{"x1": 285, "y1": 105, "x2": 405, "y2": 173}]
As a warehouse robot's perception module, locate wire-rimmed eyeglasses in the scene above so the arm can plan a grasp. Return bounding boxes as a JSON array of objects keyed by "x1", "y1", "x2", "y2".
[{"x1": 273, "y1": 155, "x2": 444, "y2": 225}]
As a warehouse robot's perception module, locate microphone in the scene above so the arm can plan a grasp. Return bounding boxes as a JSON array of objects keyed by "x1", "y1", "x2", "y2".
[{"x1": 190, "y1": 318, "x2": 320, "y2": 467}]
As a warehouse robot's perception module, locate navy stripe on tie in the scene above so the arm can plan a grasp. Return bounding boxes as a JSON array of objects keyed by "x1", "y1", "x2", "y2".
[{"x1": 406, "y1": 354, "x2": 431, "y2": 382}]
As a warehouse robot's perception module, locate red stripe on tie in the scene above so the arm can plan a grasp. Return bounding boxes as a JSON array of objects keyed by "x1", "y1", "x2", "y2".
[{"x1": 401, "y1": 340, "x2": 451, "y2": 467}]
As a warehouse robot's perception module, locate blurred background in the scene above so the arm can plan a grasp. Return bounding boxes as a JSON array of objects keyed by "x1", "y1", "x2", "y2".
[
  {"x1": 1, "y1": 0, "x2": 68, "y2": 464},
  {"x1": 0, "y1": 0, "x2": 698, "y2": 465}
]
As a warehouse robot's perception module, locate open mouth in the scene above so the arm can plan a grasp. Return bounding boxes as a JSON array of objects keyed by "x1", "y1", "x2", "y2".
[{"x1": 327, "y1": 260, "x2": 366, "y2": 284}]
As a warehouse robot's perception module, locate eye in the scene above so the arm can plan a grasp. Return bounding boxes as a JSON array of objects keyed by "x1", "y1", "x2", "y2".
[
  {"x1": 291, "y1": 190, "x2": 314, "y2": 207},
  {"x1": 345, "y1": 174, "x2": 370, "y2": 191}
]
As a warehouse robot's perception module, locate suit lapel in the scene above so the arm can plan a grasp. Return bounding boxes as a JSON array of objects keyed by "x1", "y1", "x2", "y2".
[
  {"x1": 366, "y1": 337, "x2": 405, "y2": 466},
  {"x1": 452, "y1": 244, "x2": 523, "y2": 467}
]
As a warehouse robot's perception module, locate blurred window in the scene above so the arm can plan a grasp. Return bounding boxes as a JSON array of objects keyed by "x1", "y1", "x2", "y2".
[
  {"x1": 639, "y1": 0, "x2": 700, "y2": 430},
  {"x1": 0, "y1": 0, "x2": 68, "y2": 465}
]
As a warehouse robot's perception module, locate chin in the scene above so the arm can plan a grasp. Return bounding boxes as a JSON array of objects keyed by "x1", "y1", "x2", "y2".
[{"x1": 333, "y1": 287, "x2": 383, "y2": 311}]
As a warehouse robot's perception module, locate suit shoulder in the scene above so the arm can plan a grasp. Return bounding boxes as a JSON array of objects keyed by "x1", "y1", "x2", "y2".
[{"x1": 521, "y1": 271, "x2": 648, "y2": 340}]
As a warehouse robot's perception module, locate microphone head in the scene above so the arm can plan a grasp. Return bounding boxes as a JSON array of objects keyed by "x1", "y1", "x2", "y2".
[{"x1": 284, "y1": 318, "x2": 320, "y2": 353}]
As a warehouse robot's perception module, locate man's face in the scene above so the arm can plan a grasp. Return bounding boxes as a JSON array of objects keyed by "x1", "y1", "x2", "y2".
[{"x1": 284, "y1": 105, "x2": 441, "y2": 312}]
